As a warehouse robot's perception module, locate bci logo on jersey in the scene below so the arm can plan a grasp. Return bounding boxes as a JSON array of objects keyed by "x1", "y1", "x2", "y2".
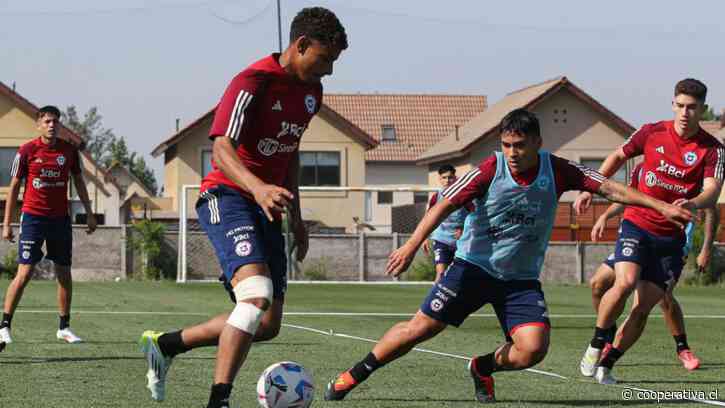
[
  {"x1": 41, "y1": 168, "x2": 61, "y2": 178},
  {"x1": 655, "y1": 160, "x2": 685, "y2": 178}
]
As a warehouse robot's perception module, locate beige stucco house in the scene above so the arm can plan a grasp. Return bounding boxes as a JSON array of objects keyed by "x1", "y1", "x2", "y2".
[
  {"x1": 0, "y1": 81, "x2": 123, "y2": 225},
  {"x1": 150, "y1": 104, "x2": 377, "y2": 231},
  {"x1": 323, "y1": 94, "x2": 487, "y2": 232},
  {"x1": 418, "y1": 77, "x2": 638, "y2": 204}
]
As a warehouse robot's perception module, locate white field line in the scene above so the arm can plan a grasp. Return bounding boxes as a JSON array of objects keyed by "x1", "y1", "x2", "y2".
[
  {"x1": 282, "y1": 322, "x2": 725, "y2": 407},
  {"x1": 13, "y1": 310, "x2": 725, "y2": 319}
]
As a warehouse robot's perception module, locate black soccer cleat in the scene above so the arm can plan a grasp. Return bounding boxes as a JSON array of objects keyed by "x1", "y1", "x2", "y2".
[{"x1": 468, "y1": 360, "x2": 495, "y2": 403}]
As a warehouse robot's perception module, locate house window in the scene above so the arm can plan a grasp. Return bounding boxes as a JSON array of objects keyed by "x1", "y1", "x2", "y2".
[
  {"x1": 414, "y1": 192, "x2": 429, "y2": 204},
  {"x1": 300, "y1": 151, "x2": 340, "y2": 186},
  {"x1": 201, "y1": 150, "x2": 213, "y2": 178},
  {"x1": 0, "y1": 148, "x2": 18, "y2": 186},
  {"x1": 580, "y1": 159, "x2": 627, "y2": 183},
  {"x1": 364, "y1": 191, "x2": 372, "y2": 222},
  {"x1": 377, "y1": 191, "x2": 393, "y2": 204},
  {"x1": 381, "y1": 124, "x2": 396, "y2": 142}
]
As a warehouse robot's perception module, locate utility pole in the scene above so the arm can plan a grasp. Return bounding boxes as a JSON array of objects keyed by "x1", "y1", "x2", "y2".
[{"x1": 276, "y1": 0, "x2": 282, "y2": 53}]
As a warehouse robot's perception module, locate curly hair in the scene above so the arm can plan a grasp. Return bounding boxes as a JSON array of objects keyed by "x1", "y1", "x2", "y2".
[{"x1": 290, "y1": 7, "x2": 348, "y2": 50}]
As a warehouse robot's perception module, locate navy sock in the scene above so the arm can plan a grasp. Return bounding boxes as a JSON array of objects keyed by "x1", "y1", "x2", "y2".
[
  {"x1": 349, "y1": 352, "x2": 383, "y2": 383},
  {"x1": 599, "y1": 347, "x2": 623, "y2": 369},
  {"x1": 0, "y1": 313, "x2": 12, "y2": 329},
  {"x1": 472, "y1": 352, "x2": 497, "y2": 376},
  {"x1": 674, "y1": 334, "x2": 689, "y2": 353},
  {"x1": 59, "y1": 315, "x2": 70, "y2": 330},
  {"x1": 604, "y1": 322, "x2": 617, "y2": 344},
  {"x1": 206, "y1": 383, "x2": 232, "y2": 408},
  {"x1": 590, "y1": 326, "x2": 610, "y2": 349},
  {"x1": 158, "y1": 330, "x2": 191, "y2": 358}
]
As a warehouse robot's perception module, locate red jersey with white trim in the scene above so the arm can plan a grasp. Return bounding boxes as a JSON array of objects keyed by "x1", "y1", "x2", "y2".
[
  {"x1": 11, "y1": 137, "x2": 81, "y2": 217},
  {"x1": 621, "y1": 121, "x2": 725, "y2": 236},
  {"x1": 442, "y1": 153, "x2": 604, "y2": 206},
  {"x1": 202, "y1": 54, "x2": 323, "y2": 199}
]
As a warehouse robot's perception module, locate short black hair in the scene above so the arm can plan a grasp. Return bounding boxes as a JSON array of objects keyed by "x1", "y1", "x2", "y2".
[
  {"x1": 290, "y1": 7, "x2": 348, "y2": 50},
  {"x1": 37, "y1": 105, "x2": 61, "y2": 120},
  {"x1": 438, "y1": 164, "x2": 455, "y2": 175},
  {"x1": 499, "y1": 108, "x2": 540, "y2": 140},
  {"x1": 675, "y1": 78, "x2": 707, "y2": 102}
]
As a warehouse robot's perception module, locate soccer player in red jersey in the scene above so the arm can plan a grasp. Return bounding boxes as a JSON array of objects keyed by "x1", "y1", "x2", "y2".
[
  {"x1": 0, "y1": 105, "x2": 97, "y2": 352},
  {"x1": 139, "y1": 8, "x2": 347, "y2": 407},
  {"x1": 587, "y1": 163, "x2": 717, "y2": 371},
  {"x1": 576, "y1": 79, "x2": 725, "y2": 384}
]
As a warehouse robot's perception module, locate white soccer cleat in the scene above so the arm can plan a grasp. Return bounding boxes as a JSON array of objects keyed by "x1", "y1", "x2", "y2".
[
  {"x1": 594, "y1": 366, "x2": 617, "y2": 384},
  {"x1": 56, "y1": 328, "x2": 83, "y2": 344},
  {"x1": 140, "y1": 330, "x2": 173, "y2": 401},
  {"x1": 580, "y1": 345, "x2": 601, "y2": 377},
  {"x1": 0, "y1": 327, "x2": 12, "y2": 351}
]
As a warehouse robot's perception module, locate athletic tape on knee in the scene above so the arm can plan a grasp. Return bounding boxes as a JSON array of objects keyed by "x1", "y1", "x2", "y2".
[{"x1": 226, "y1": 276, "x2": 273, "y2": 334}]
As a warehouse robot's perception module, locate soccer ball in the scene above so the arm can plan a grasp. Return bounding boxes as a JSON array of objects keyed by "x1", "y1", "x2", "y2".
[{"x1": 257, "y1": 361, "x2": 314, "y2": 408}]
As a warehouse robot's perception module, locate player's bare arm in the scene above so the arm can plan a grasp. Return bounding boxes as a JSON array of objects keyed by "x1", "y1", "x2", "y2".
[
  {"x1": 284, "y1": 152, "x2": 308, "y2": 261},
  {"x1": 72, "y1": 172, "x2": 96, "y2": 234},
  {"x1": 1, "y1": 176, "x2": 22, "y2": 242},
  {"x1": 696, "y1": 206, "x2": 719, "y2": 271},
  {"x1": 212, "y1": 136, "x2": 293, "y2": 221},
  {"x1": 386, "y1": 198, "x2": 457, "y2": 277},
  {"x1": 596, "y1": 179, "x2": 692, "y2": 228},
  {"x1": 591, "y1": 202, "x2": 625, "y2": 242},
  {"x1": 674, "y1": 177, "x2": 723, "y2": 212},
  {"x1": 574, "y1": 147, "x2": 628, "y2": 215}
]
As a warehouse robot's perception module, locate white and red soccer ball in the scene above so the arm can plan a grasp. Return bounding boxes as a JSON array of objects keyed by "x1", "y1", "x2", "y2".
[{"x1": 257, "y1": 361, "x2": 314, "y2": 408}]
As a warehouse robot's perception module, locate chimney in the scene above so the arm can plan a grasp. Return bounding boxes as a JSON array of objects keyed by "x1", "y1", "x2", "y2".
[
  {"x1": 454, "y1": 125, "x2": 459, "y2": 141},
  {"x1": 12, "y1": 81, "x2": 16, "y2": 92},
  {"x1": 175, "y1": 118, "x2": 180, "y2": 132}
]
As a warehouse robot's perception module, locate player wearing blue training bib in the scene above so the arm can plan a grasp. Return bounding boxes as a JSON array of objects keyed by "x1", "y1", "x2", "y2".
[{"x1": 324, "y1": 109, "x2": 692, "y2": 403}]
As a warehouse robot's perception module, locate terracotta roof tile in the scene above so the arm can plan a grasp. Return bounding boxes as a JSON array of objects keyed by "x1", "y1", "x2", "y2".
[{"x1": 323, "y1": 94, "x2": 487, "y2": 162}]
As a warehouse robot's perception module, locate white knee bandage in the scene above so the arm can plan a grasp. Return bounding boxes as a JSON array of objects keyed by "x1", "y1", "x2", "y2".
[{"x1": 227, "y1": 276, "x2": 273, "y2": 334}]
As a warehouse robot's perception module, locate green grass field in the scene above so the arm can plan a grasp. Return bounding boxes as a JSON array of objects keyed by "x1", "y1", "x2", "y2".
[{"x1": 0, "y1": 281, "x2": 722, "y2": 407}]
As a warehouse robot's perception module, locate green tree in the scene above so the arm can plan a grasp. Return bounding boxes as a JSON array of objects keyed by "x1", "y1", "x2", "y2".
[
  {"x1": 701, "y1": 106, "x2": 721, "y2": 121},
  {"x1": 62, "y1": 106, "x2": 117, "y2": 164},
  {"x1": 63, "y1": 106, "x2": 158, "y2": 195}
]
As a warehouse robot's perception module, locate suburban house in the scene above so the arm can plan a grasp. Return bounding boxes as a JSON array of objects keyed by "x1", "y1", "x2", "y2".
[
  {"x1": 0, "y1": 81, "x2": 123, "y2": 225},
  {"x1": 151, "y1": 104, "x2": 377, "y2": 231},
  {"x1": 418, "y1": 76, "x2": 639, "y2": 241},
  {"x1": 323, "y1": 94, "x2": 487, "y2": 232},
  {"x1": 106, "y1": 162, "x2": 166, "y2": 222}
]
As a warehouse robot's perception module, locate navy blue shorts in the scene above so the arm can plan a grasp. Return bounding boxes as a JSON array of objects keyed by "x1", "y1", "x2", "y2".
[
  {"x1": 196, "y1": 185, "x2": 287, "y2": 301},
  {"x1": 612, "y1": 220, "x2": 685, "y2": 291},
  {"x1": 432, "y1": 240, "x2": 456, "y2": 266},
  {"x1": 420, "y1": 258, "x2": 550, "y2": 338},
  {"x1": 18, "y1": 212, "x2": 72, "y2": 266}
]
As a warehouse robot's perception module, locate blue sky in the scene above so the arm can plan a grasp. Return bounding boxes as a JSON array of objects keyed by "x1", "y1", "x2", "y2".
[{"x1": 2, "y1": 0, "x2": 724, "y2": 182}]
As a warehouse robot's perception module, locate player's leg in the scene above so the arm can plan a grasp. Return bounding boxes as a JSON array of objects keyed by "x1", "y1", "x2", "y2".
[
  {"x1": 0, "y1": 213, "x2": 44, "y2": 351},
  {"x1": 660, "y1": 291, "x2": 700, "y2": 370},
  {"x1": 469, "y1": 280, "x2": 550, "y2": 403},
  {"x1": 595, "y1": 279, "x2": 663, "y2": 384},
  {"x1": 581, "y1": 221, "x2": 645, "y2": 376},
  {"x1": 325, "y1": 258, "x2": 482, "y2": 401},
  {"x1": 432, "y1": 241, "x2": 455, "y2": 282},
  {"x1": 47, "y1": 217, "x2": 81, "y2": 343},
  {"x1": 589, "y1": 260, "x2": 617, "y2": 345},
  {"x1": 209, "y1": 264, "x2": 272, "y2": 408}
]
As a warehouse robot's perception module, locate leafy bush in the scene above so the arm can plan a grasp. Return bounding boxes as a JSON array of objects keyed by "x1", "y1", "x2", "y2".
[
  {"x1": 131, "y1": 220, "x2": 167, "y2": 280},
  {"x1": 405, "y1": 251, "x2": 436, "y2": 281},
  {"x1": 301, "y1": 257, "x2": 330, "y2": 281},
  {"x1": 1, "y1": 249, "x2": 18, "y2": 279}
]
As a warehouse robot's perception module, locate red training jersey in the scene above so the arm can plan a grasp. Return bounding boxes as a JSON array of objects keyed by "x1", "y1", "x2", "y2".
[
  {"x1": 202, "y1": 54, "x2": 323, "y2": 201},
  {"x1": 621, "y1": 121, "x2": 725, "y2": 236},
  {"x1": 11, "y1": 137, "x2": 81, "y2": 217},
  {"x1": 442, "y1": 153, "x2": 604, "y2": 206}
]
